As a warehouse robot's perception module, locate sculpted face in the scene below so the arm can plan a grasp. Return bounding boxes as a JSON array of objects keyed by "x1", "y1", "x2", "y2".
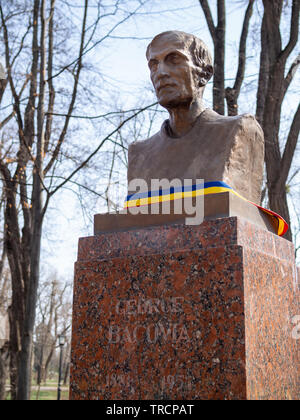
[{"x1": 147, "y1": 33, "x2": 202, "y2": 109}]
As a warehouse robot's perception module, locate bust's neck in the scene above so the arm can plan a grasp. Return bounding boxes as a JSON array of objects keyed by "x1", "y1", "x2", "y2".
[{"x1": 166, "y1": 98, "x2": 205, "y2": 138}]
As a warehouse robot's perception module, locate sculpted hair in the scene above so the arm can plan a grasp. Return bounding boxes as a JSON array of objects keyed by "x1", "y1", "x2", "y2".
[{"x1": 146, "y1": 31, "x2": 213, "y2": 70}]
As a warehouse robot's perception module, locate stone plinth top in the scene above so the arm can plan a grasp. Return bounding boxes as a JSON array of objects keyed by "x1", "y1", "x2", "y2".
[
  {"x1": 80, "y1": 216, "x2": 294, "y2": 264},
  {"x1": 94, "y1": 192, "x2": 277, "y2": 235}
]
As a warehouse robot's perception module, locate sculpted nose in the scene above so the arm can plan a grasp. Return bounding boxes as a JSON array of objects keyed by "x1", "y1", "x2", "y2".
[
  {"x1": 156, "y1": 61, "x2": 169, "y2": 77},
  {"x1": 153, "y1": 62, "x2": 171, "y2": 86}
]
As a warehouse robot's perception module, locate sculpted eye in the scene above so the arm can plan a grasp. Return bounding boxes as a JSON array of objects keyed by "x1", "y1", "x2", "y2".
[{"x1": 167, "y1": 53, "x2": 183, "y2": 64}]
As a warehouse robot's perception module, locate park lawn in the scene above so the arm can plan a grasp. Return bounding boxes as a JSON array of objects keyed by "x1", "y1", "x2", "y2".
[
  {"x1": 31, "y1": 389, "x2": 69, "y2": 400},
  {"x1": 6, "y1": 389, "x2": 69, "y2": 400},
  {"x1": 5, "y1": 379, "x2": 69, "y2": 400},
  {"x1": 31, "y1": 379, "x2": 69, "y2": 400}
]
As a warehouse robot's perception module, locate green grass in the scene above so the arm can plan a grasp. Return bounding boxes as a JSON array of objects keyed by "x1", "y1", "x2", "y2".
[
  {"x1": 6, "y1": 388, "x2": 69, "y2": 400},
  {"x1": 31, "y1": 389, "x2": 69, "y2": 400},
  {"x1": 5, "y1": 379, "x2": 70, "y2": 400}
]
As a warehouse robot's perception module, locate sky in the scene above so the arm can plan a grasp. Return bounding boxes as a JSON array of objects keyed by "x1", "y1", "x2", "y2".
[{"x1": 40, "y1": 0, "x2": 300, "y2": 280}]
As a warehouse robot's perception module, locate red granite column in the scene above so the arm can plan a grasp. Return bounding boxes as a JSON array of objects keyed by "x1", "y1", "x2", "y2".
[{"x1": 69, "y1": 217, "x2": 299, "y2": 400}]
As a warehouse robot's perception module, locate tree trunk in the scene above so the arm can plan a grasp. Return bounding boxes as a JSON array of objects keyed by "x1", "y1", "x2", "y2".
[
  {"x1": 256, "y1": 13, "x2": 269, "y2": 126},
  {"x1": 0, "y1": 0, "x2": 119, "y2": 400},
  {"x1": 0, "y1": 343, "x2": 9, "y2": 400},
  {"x1": 43, "y1": 346, "x2": 54, "y2": 383},
  {"x1": 269, "y1": 189, "x2": 291, "y2": 241},
  {"x1": 16, "y1": 0, "x2": 46, "y2": 399},
  {"x1": 259, "y1": 0, "x2": 299, "y2": 241},
  {"x1": 16, "y1": 221, "x2": 43, "y2": 400},
  {"x1": 199, "y1": 0, "x2": 226, "y2": 115},
  {"x1": 213, "y1": 0, "x2": 225, "y2": 115},
  {"x1": 8, "y1": 306, "x2": 19, "y2": 400},
  {"x1": 3, "y1": 183, "x2": 25, "y2": 400},
  {"x1": 63, "y1": 362, "x2": 70, "y2": 386},
  {"x1": 0, "y1": 356, "x2": 6, "y2": 400}
]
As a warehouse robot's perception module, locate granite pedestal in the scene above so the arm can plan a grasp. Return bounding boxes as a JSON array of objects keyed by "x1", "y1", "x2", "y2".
[{"x1": 70, "y1": 199, "x2": 299, "y2": 400}]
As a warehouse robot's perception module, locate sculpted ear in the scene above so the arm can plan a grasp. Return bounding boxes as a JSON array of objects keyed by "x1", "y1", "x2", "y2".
[
  {"x1": 199, "y1": 64, "x2": 213, "y2": 87},
  {"x1": 205, "y1": 64, "x2": 213, "y2": 82}
]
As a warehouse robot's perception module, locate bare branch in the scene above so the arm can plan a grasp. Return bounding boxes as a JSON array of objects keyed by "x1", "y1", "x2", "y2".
[
  {"x1": 198, "y1": 0, "x2": 216, "y2": 42},
  {"x1": 279, "y1": 0, "x2": 300, "y2": 63},
  {"x1": 0, "y1": 75, "x2": 29, "y2": 130},
  {"x1": 233, "y1": 0, "x2": 254, "y2": 93},
  {"x1": 288, "y1": 167, "x2": 300, "y2": 185},
  {"x1": 0, "y1": 111, "x2": 16, "y2": 130},
  {"x1": 44, "y1": 0, "x2": 56, "y2": 155},
  {"x1": 225, "y1": 0, "x2": 254, "y2": 115},
  {"x1": 0, "y1": 5, "x2": 24, "y2": 137},
  {"x1": 47, "y1": 0, "x2": 147, "y2": 82},
  {"x1": 43, "y1": 0, "x2": 89, "y2": 176},
  {"x1": 282, "y1": 53, "x2": 300, "y2": 99},
  {"x1": 217, "y1": 0, "x2": 226, "y2": 33},
  {"x1": 10, "y1": 22, "x2": 32, "y2": 69},
  {"x1": 277, "y1": 102, "x2": 300, "y2": 191},
  {"x1": 45, "y1": 103, "x2": 159, "y2": 120},
  {"x1": 48, "y1": 102, "x2": 158, "y2": 197}
]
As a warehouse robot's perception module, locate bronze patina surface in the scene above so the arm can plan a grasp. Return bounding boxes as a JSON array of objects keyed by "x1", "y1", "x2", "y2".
[{"x1": 128, "y1": 31, "x2": 264, "y2": 205}]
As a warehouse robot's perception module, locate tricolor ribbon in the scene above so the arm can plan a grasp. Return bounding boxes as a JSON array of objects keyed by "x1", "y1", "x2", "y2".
[{"x1": 124, "y1": 181, "x2": 288, "y2": 237}]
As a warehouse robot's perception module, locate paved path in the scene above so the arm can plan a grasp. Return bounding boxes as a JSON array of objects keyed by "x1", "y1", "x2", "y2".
[{"x1": 31, "y1": 386, "x2": 69, "y2": 391}]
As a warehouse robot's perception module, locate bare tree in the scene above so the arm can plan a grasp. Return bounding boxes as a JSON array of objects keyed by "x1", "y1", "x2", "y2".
[
  {"x1": 199, "y1": 0, "x2": 299, "y2": 241},
  {"x1": 1, "y1": 0, "x2": 297, "y2": 401},
  {"x1": 0, "y1": 136, "x2": 10, "y2": 400},
  {"x1": 0, "y1": 264, "x2": 10, "y2": 400},
  {"x1": 33, "y1": 275, "x2": 71, "y2": 399},
  {"x1": 257, "y1": 0, "x2": 299, "y2": 241},
  {"x1": 34, "y1": 276, "x2": 71, "y2": 385},
  {"x1": 199, "y1": 0, "x2": 257, "y2": 115},
  {"x1": 0, "y1": 0, "x2": 154, "y2": 399}
]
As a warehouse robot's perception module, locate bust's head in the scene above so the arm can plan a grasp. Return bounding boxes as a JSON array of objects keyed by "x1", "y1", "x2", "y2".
[{"x1": 146, "y1": 31, "x2": 213, "y2": 109}]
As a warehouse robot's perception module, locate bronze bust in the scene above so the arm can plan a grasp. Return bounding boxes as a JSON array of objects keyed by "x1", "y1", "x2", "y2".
[{"x1": 127, "y1": 31, "x2": 264, "y2": 205}]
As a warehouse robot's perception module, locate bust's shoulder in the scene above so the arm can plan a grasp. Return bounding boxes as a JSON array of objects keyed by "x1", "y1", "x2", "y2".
[
  {"x1": 203, "y1": 108, "x2": 259, "y2": 124},
  {"x1": 128, "y1": 130, "x2": 161, "y2": 153},
  {"x1": 202, "y1": 109, "x2": 263, "y2": 136}
]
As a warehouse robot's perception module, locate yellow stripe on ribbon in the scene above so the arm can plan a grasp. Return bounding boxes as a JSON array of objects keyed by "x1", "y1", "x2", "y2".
[{"x1": 124, "y1": 181, "x2": 288, "y2": 237}]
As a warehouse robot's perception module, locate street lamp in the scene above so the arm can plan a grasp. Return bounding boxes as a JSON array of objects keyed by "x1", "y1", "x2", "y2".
[{"x1": 57, "y1": 334, "x2": 66, "y2": 401}]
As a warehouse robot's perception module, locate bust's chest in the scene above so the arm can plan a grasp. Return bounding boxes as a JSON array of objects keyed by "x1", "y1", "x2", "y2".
[{"x1": 135, "y1": 126, "x2": 233, "y2": 186}]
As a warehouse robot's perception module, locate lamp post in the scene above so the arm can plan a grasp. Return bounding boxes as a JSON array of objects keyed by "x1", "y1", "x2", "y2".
[{"x1": 57, "y1": 334, "x2": 65, "y2": 401}]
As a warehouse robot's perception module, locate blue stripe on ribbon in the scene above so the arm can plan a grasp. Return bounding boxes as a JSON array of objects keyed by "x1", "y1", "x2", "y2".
[{"x1": 126, "y1": 181, "x2": 232, "y2": 201}]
